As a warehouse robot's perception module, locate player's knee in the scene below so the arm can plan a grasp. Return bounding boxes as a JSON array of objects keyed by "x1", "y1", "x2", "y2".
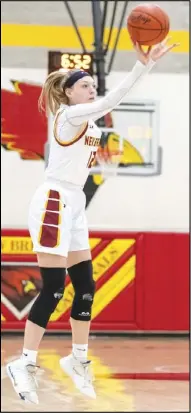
[
  {"x1": 68, "y1": 260, "x2": 95, "y2": 321},
  {"x1": 28, "y1": 267, "x2": 66, "y2": 328}
]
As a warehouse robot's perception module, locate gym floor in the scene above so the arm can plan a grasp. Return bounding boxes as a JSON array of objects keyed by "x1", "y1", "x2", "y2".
[{"x1": 1, "y1": 335, "x2": 189, "y2": 412}]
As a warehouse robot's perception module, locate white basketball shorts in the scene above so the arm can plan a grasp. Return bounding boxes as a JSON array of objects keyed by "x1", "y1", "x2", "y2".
[{"x1": 28, "y1": 181, "x2": 90, "y2": 257}]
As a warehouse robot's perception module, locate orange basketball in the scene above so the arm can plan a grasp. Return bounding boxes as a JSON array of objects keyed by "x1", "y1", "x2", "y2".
[{"x1": 127, "y1": 3, "x2": 170, "y2": 46}]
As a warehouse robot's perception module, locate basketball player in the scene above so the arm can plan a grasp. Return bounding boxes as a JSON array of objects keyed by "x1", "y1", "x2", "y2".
[{"x1": 6, "y1": 39, "x2": 178, "y2": 404}]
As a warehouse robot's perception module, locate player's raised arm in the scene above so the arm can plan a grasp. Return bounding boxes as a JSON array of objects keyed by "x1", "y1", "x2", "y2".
[
  {"x1": 64, "y1": 59, "x2": 153, "y2": 127},
  {"x1": 64, "y1": 38, "x2": 179, "y2": 127}
]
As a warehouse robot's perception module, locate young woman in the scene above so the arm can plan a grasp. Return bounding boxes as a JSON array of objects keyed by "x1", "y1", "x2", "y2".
[{"x1": 6, "y1": 39, "x2": 178, "y2": 404}]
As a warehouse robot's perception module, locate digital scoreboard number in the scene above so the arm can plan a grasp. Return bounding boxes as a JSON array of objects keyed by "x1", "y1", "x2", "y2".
[{"x1": 48, "y1": 52, "x2": 94, "y2": 75}]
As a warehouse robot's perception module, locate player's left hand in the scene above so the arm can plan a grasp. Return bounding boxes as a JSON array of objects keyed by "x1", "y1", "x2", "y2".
[{"x1": 134, "y1": 37, "x2": 180, "y2": 65}]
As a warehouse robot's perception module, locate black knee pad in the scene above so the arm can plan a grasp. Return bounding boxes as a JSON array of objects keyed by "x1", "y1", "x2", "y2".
[
  {"x1": 28, "y1": 267, "x2": 66, "y2": 328},
  {"x1": 68, "y1": 260, "x2": 95, "y2": 321}
]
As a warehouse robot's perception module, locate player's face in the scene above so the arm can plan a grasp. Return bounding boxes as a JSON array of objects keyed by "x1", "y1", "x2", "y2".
[{"x1": 66, "y1": 76, "x2": 97, "y2": 104}]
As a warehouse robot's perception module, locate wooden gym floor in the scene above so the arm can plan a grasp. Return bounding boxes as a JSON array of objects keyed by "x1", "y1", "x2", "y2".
[{"x1": 1, "y1": 335, "x2": 189, "y2": 412}]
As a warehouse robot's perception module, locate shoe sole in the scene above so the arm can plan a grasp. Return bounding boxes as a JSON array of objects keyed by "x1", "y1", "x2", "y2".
[
  {"x1": 6, "y1": 364, "x2": 38, "y2": 404},
  {"x1": 60, "y1": 358, "x2": 96, "y2": 399}
]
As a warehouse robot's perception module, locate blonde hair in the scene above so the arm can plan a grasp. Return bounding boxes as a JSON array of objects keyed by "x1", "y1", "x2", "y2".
[{"x1": 38, "y1": 69, "x2": 80, "y2": 115}]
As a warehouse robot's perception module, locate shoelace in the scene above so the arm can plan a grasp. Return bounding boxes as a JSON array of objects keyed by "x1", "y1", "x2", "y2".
[
  {"x1": 83, "y1": 362, "x2": 94, "y2": 386},
  {"x1": 12, "y1": 364, "x2": 39, "y2": 391},
  {"x1": 73, "y1": 359, "x2": 94, "y2": 386},
  {"x1": 26, "y1": 364, "x2": 40, "y2": 388}
]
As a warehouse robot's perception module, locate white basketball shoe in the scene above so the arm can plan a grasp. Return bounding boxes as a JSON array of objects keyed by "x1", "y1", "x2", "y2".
[
  {"x1": 60, "y1": 354, "x2": 96, "y2": 399},
  {"x1": 6, "y1": 358, "x2": 39, "y2": 404}
]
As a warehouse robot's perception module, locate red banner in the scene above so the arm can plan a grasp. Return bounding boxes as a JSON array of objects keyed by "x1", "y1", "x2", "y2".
[{"x1": 1, "y1": 230, "x2": 189, "y2": 332}]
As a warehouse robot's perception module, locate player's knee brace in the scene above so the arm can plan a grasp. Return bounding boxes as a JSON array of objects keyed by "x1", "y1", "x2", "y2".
[
  {"x1": 28, "y1": 267, "x2": 66, "y2": 328},
  {"x1": 68, "y1": 260, "x2": 95, "y2": 321}
]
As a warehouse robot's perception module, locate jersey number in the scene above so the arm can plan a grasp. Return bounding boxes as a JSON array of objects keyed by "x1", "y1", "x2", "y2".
[{"x1": 87, "y1": 151, "x2": 96, "y2": 168}]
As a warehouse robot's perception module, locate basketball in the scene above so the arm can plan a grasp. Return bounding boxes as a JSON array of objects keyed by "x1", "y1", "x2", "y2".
[{"x1": 127, "y1": 3, "x2": 170, "y2": 46}]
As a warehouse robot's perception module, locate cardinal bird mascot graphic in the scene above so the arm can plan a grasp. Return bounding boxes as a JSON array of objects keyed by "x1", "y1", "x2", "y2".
[{"x1": 1, "y1": 80, "x2": 47, "y2": 160}]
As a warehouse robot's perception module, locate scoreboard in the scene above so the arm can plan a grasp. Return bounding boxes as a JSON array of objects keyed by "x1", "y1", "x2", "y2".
[{"x1": 48, "y1": 51, "x2": 94, "y2": 75}]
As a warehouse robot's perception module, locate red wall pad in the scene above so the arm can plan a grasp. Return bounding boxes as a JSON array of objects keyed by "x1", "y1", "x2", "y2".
[{"x1": 1, "y1": 230, "x2": 189, "y2": 332}]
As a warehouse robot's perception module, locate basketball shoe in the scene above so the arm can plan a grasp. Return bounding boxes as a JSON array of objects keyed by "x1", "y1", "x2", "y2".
[
  {"x1": 6, "y1": 358, "x2": 39, "y2": 404},
  {"x1": 60, "y1": 353, "x2": 96, "y2": 399}
]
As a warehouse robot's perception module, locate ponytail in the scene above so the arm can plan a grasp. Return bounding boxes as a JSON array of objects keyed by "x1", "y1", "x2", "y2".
[{"x1": 38, "y1": 69, "x2": 79, "y2": 115}]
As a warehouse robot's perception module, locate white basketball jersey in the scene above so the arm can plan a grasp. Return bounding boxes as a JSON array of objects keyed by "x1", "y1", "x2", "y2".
[{"x1": 45, "y1": 107, "x2": 102, "y2": 187}]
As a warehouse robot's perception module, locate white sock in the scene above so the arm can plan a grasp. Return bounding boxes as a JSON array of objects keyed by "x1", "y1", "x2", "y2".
[
  {"x1": 21, "y1": 348, "x2": 38, "y2": 365},
  {"x1": 72, "y1": 344, "x2": 88, "y2": 362}
]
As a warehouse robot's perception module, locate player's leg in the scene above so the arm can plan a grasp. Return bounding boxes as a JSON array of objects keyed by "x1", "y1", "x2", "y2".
[
  {"x1": 23, "y1": 253, "x2": 67, "y2": 351},
  {"x1": 60, "y1": 211, "x2": 96, "y2": 398},
  {"x1": 22, "y1": 252, "x2": 67, "y2": 354},
  {"x1": 67, "y1": 249, "x2": 93, "y2": 355},
  {"x1": 68, "y1": 215, "x2": 94, "y2": 360},
  {"x1": 6, "y1": 185, "x2": 71, "y2": 404}
]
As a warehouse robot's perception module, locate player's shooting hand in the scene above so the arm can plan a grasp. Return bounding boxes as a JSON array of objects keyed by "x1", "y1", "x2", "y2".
[{"x1": 134, "y1": 37, "x2": 180, "y2": 65}]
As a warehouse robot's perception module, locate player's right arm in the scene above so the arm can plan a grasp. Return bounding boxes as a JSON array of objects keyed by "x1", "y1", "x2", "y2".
[
  {"x1": 63, "y1": 59, "x2": 155, "y2": 127},
  {"x1": 60, "y1": 38, "x2": 178, "y2": 128}
]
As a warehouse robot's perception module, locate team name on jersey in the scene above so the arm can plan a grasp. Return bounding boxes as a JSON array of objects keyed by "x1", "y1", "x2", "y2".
[{"x1": 84, "y1": 136, "x2": 101, "y2": 147}]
